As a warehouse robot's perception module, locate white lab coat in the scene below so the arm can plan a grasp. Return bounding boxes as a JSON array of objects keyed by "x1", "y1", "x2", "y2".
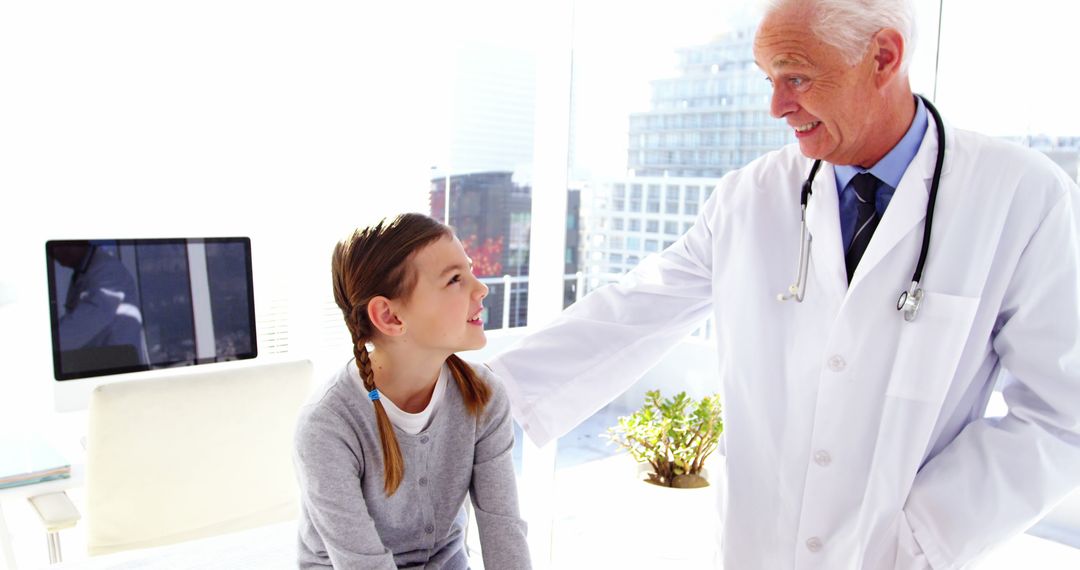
[{"x1": 490, "y1": 115, "x2": 1080, "y2": 569}]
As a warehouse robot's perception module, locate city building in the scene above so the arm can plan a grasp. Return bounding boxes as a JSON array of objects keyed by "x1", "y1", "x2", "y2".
[
  {"x1": 579, "y1": 176, "x2": 715, "y2": 287},
  {"x1": 430, "y1": 173, "x2": 582, "y2": 328},
  {"x1": 581, "y1": 29, "x2": 791, "y2": 286},
  {"x1": 626, "y1": 28, "x2": 792, "y2": 178}
]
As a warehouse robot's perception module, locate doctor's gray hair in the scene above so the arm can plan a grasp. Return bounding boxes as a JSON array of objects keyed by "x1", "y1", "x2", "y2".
[{"x1": 763, "y1": 0, "x2": 917, "y2": 73}]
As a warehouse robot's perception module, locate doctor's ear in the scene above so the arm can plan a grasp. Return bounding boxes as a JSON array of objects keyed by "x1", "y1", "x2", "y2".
[
  {"x1": 367, "y1": 296, "x2": 406, "y2": 337},
  {"x1": 870, "y1": 28, "x2": 905, "y2": 84}
]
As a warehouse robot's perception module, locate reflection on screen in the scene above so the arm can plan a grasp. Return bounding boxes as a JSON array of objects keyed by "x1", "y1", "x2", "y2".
[{"x1": 46, "y1": 238, "x2": 257, "y2": 381}]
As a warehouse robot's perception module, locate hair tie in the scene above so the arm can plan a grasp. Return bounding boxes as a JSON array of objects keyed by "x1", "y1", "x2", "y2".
[
  {"x1": 364, "y1": 341, "x2": 375, "y2": 353},
  {"x1": 368, "y1": 389, "x2": 380, "y2": 402}
]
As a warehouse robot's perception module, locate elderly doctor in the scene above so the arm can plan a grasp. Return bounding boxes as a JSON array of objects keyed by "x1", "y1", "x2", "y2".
[{"x1": 488, "y1": 0, "x2": 1080, "y2": 568}]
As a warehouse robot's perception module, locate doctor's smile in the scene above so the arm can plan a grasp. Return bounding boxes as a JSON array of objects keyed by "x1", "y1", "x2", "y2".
[{"x1": 793, "y1": 120, "x2": 822, "y2": 136}]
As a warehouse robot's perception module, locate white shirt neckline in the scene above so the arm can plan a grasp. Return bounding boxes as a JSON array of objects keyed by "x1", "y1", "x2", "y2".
[{"x1": 353, "y1": 362, "x2": 448, "y2": 435}]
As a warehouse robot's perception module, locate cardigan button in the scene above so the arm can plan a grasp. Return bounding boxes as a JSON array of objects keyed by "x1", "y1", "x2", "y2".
[{"x1": 425, "y1": 523, "x2": 434, "y2": 534}]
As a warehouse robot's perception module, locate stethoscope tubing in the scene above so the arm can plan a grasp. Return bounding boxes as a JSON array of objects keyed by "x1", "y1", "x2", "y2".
[{"x1": 797, "y1": 95, "x2": 946, "y2": 320}]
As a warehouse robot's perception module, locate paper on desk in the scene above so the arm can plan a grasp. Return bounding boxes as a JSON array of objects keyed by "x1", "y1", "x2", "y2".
[{"x1": 0, "y1": 432, "x2": 70, "y2": 489}]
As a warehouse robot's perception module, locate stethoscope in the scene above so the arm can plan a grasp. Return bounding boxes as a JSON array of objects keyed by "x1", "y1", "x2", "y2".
[{"x1": 778, "y1": 94, "x2": 946, "y2": 323}]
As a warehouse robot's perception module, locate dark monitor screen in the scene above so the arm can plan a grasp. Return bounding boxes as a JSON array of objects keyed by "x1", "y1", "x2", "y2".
[{"x1": 46, "y1": 238, "x2": 257, "y2": 381}]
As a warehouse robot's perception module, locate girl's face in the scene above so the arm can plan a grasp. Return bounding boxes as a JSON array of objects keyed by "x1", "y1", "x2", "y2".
[{"x1": 395, "y1": 235, "x2": 488, "y2": 356}]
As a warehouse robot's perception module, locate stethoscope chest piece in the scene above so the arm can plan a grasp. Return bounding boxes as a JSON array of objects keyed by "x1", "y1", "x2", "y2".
[
  {"x1": 897, "y1": 282, "x2": 924, "y2": 322},
  {"x1": 778, "y1": 94, "x2": 945, "y2": 325}
]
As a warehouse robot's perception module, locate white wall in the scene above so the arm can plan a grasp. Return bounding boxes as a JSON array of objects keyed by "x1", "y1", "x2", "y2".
[{"x1": 0, "y1": 1, "x2": 442, "y2": 427}]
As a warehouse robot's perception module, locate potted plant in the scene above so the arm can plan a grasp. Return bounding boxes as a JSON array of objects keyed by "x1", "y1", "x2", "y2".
[
  {"x1": 605, "y1": 389, "x2": 723, "y2": 488},
  {"x1": 604, "y1": 389, "x2": 725, "y2": 564}
]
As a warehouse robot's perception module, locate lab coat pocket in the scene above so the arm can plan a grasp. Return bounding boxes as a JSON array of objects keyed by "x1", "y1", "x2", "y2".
[
  {"x1": 864, "y1": 511, "x2": 933, "y2": 570},
  {"x1": 884, "y1": 291, "x2": 980, "y2": 404}
]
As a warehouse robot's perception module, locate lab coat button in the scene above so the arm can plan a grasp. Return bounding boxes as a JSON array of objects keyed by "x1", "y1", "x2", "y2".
[
  {"x1": 419, "y1": 476, "x2": 428, "y2": 486},
  {"x1": 425, "y1": 523, "x2": 435, "y2": 534},
  {"x1": 806, "y1": 537, "x2": 823, "y2": 552},
  {"x1": 420, "y1": 436, "x2": 430, "y2": 444},
  {"x1": 813, "y1": 450, "x2": 832, "y2": 467},
  {"x1": 827, "y1": 355, "x2": 846, "y2": 371}
]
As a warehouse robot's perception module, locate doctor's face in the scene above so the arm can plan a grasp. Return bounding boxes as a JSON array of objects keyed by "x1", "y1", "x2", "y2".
[{"x1": 754, "y1": 6, "x2": 883, "y2": 167}]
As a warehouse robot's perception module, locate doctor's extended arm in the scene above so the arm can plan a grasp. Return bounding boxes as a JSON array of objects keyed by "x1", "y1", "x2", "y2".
[
  {"x1": 489, "y1": 192, "x2": 719, "y2": 446},
  {"x1": 903, "y1": 186, "x2": 1080, "y2": 568}
]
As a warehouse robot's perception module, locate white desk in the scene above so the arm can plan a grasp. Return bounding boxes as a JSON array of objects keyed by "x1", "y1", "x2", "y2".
[{"x1": 0, "y1": 464, "x2": 84, "y2": 570}]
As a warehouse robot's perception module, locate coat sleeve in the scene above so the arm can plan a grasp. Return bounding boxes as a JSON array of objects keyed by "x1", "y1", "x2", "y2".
[
  {"x1": 469, "y1": 377, "x2": 532, "y2": 569},
  {"x1": 903, "y1": 184, "x2": 1080, "y2": 569},
  {"x1": 294, "y1": 405, "x2": 398, "y2": 570},
  {"x1": 488, "y1": 187, "x2": 720, "y2": 446}
]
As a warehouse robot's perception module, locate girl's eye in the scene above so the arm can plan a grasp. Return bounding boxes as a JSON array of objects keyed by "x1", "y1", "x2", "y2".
[
  {"x1": 765, "y1": 76, "x2": 774, "y2": 86},
  {"x1": 448, "y1": 274, "x2": 462, "y2": 286}
]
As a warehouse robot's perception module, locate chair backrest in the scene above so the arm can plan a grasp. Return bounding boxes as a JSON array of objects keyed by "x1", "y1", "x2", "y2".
[{"x1": 86, "y1": 359, "x2": 314, "y2": 556}]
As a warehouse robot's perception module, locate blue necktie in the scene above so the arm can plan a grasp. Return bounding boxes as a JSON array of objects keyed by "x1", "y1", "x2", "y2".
[{"x1": 845, "y1": 173, "x2": 880, "y2": 283}]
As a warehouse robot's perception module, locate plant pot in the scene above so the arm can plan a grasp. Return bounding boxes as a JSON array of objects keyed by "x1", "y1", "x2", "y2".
[{"x1": 629, "y1": 462, "x2": 719, "y2": 564}]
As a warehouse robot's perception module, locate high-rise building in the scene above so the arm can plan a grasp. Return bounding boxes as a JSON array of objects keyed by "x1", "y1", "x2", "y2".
[
  {"x1": 579, "y1": 177, "x2": 714, "y2": 285},
  {"x1": 627, "y1": 28, "x2": 792, "y2": 178},
  {"x1": 427, "y1": 44, "x2": 541, "y2": 329},
  {"x1": 581, "y1": 29, "x2": 790, "y2": 285},
  {"x1": 431, "y1": 172, "x2": 582, "y2": 328},
  {"x1": 430, "y1": 172, "x2": 530, "y2": 329}
]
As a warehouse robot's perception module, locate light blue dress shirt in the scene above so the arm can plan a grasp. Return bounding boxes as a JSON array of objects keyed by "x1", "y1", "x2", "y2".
[{"x1": 834, "y1": 96, "x2": 929, "y2": 252}]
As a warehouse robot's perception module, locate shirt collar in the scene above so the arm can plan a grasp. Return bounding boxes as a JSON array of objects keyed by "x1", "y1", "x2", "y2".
[{"x1": 834, "y1": 95, "x2": 928, "y2": 191}]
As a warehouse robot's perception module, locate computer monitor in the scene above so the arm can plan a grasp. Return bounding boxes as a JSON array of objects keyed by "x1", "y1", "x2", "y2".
[{"x1": 46, "y1": 238, "x2": 257, "y2": 410}]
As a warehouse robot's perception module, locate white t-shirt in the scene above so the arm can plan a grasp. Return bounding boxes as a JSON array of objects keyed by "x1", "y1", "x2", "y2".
[{"x1": 358, "y1": 364, "x2": 448, "y2": 435}]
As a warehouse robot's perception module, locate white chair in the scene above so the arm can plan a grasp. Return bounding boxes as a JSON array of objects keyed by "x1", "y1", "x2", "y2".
[{"x1": 85, "y1": 359, "x2": 314, "y2": 556}]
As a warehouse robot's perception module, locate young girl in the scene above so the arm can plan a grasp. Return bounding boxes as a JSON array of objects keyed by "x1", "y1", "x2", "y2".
[{"x1": 294, "y1": 213, "x2": 531, "y2": 569}]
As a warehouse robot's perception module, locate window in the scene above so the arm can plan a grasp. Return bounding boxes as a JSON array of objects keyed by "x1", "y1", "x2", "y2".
[
  {"x1": 629, "y1": 184, "x2": 643, "y2": 211},
  {"x1": 646, "y1": 185, "x2": 661, "y2": 212},
  {"x1": 644, "y1": 239, "x2": 659, "y2": 252},
  {"x1": 684, "y1": 185, "x2": 701, "y2": 216},
  {"x1": 612, "y1": 218, "x2": 624, "y2": 231},
  {"x1": 629, "y1": 219, "x2": 641, "y2": 232},
  {"x1": 664, "y1": 221, "x2": 679, "y2": 235},
  {"x1": 685, "y1": 185, "x2": 700, "y2": 204},
  {"x1": 626, "y1": 237, "x2": 641, "y2": 250},
  {"x1": 646, "y1": 220, "x2": 659, "y2": 233},
  {"x1": 665, "y1": 185, "x2": 681, "y2": 213}
]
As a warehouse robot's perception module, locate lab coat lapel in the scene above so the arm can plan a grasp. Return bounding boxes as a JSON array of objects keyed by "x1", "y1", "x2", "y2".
[
  {"x1": 847, "y1": 111, "x2": 948, "y2": 290},
  {"x1": 805, "y1": 162, "x2": 847, "y2": 301}
]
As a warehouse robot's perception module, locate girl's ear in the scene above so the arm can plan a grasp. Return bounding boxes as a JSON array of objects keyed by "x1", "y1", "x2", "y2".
[{"x1": 367, "y1": 296, "x2": 406, "y2": 337}]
